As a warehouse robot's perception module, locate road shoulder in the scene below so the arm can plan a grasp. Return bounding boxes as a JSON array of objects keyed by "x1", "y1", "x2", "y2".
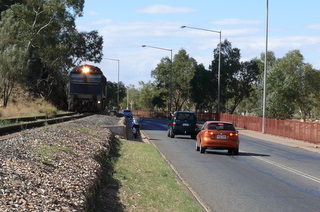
[{"x1": 237, "y1": 128, "x2": 320, "y2": 153}]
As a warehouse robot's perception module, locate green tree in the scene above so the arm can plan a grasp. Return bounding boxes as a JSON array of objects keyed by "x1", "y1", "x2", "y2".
[
  {"x1": 228, "y1": 59, "x2": 260, "y2": 114},
  {"x1": 267, "y1": 50, "x2": 318, "y2": 120},
  {"x1": 0, "y1": 0, "x2": 103, "y2": 108},
  {"x1": 190, "y1": 63, "x2": 214, "y2": 111},
  {"x1": 105, "y1": 81, "x2": 118, "y2": 109},
  {"x1": 210, "y1": 39, "x2": 261, "y2": 114},
  {"x1": 136, "y1": 81, "x2": 162, "y2": 110},
  {"x1": 210, "y1": 40, "x2": 241, "y2": 113},
  {"x1": 308, "y1": 69, "x2": 320, "y2": 119},
  {"x1": 172, "y1": 49, "x2": 197, "y2": 111},
  {"x1": 123, "y1": 84, "x2": 140, "y2": 110},
  {"x1": 151, "y1": 49, "x2": 196, "y2": 111},
  {"x1": 106, "y1": 81, "x2": 126, "y2": 109},
  {"x1": 151, "y1": 56, "x2": 171, "y2": 110},
  {"x1": 250, "y1": 51, "x2": 276, "y2": 116},
  {"x1": 0, "y1": 0, "x2": 23, "y2": 20},
  {"x1": 0, "y1": 9, "x2": 26, "y2": 107}
]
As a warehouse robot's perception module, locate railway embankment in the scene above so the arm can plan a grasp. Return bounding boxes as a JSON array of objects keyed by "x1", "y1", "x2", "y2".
[{"x1": 0, "y1": 114, "x2": 125, "y2": 211}]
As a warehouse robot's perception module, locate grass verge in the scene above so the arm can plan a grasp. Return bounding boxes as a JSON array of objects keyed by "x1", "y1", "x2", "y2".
[{"x1": 90, "y1": 137, "x2": 204, "y2": 212}]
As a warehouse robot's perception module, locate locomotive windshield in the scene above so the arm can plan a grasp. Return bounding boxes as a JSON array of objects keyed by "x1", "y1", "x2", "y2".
[
  {"x1": 70, "y1": 73, "x2": 101, "y2": 83},
  {"x1": 87, "y1": 74, "x2": 101, "y2": 83},
  {"x1": 70, "y1": 74, "x2": 85, "y2": 82}
]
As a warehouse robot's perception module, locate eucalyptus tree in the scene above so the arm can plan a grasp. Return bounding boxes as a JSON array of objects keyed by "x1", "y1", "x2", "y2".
[
  {"x1": 209, "y1": 39, "x2": 261, "y2": 114},
  {"x1": 190, "y1": 63, "x2": 214, "y2": 111},
  {"x1": 246, "y1": 51, "x2": 276, "y2": 116},
  {"x1": 228, "y1": 59, "x2": 260, "y2": 114},
  {"x1": 0, "y1": 0, "x2": 103, "y2": 107},
  {"x1": 267, "y1": 50, "x2": 320, "y2": 120},
  {"x1": 106, "y1": 81, "x2": 126, "y2": 109},
  {"x1": 151, "y1": 49, "x2": 197, "y2": 111},
  {"x1": 172, "y1": 49, "x2": 197, "y2": 111},
  {"x1": 150, "y1": 56, "x2": 172, "y2": 110},
  {"x1": 209, "y1": 40, "x2": 241, "y2": 113},
  {"x1": 0, "y1": 9, "x2": 26, "y2": 107},
  {"x1": 136, "y1": 81, "x2": 163, "y2": 110},
  {"x1": 0, "y1": 0, "x2": 23, "y2": 19}
]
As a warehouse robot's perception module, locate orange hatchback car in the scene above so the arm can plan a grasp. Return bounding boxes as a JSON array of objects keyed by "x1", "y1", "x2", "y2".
[{"x1": 196, "y1": 121, "x2": 239, "y2": 155}]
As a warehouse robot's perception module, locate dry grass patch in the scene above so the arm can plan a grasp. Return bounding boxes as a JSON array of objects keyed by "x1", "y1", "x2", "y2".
[{"x1": 0, "y1": 88, "x2": 58, "y2": 118}]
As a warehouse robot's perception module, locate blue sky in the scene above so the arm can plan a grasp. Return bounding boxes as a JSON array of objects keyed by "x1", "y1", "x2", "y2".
[{"x1": 76, "y1": 0, "x2": 320, "y2": 87}]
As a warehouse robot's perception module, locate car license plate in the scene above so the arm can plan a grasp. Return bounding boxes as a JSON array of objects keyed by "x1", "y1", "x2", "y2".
[
  {"x1": 182, "y1": 123, "x2": 190, "y2": 126},
  {"x1": 216, "y1": 135, "x2": 226, "y2": 139}
]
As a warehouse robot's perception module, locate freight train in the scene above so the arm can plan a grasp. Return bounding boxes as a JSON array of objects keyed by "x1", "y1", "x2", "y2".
[{"x1": 68, "y1": 64, "x2": 106, "y2": 112}]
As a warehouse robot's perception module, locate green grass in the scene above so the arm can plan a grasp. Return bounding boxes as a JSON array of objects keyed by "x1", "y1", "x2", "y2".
[
  {"x1": 91, "y1": 138, "x2": 204, "y2": 212},
  {"x1": 0, "y1": 120, "x2": 12, "y2": 127}
]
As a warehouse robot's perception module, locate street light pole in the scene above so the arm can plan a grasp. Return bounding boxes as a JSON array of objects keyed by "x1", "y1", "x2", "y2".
[
  {"x1": 126, "y1": 86, "x2": 129, "y2": 109},
  {"x1": 104, "y1": 58, "x2": 120, "y2": 106},
  {"x1": 142, "y1": 45, "x2": 173, "y2": 113},
  {"x1": 181, "y1": 25, "x2": 222, "y2": 115},
  {"x1": 262, "y1": 0, "x2": 269, "y2": 134}
]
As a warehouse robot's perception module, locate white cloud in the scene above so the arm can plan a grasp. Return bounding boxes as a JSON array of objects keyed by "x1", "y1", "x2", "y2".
[
  {"x1": 305, "y1": 24, "x2": 320, "y2": 30},
  {"x1": 91, "y1": 19, "x2": 113, "y2": 25},
  {"x1": 136, "y1": 4, "x2": 196, "y2": 14},
  {"x1": 77, "y1": 18, "x2": 320, "y2": 87},
  {"x1": 87, "y1": 11, "x2": 100, "y2": 16}
]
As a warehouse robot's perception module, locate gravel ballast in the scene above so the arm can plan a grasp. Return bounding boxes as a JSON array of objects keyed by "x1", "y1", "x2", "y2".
[{"x1": 0, "y1": 114, "x2": 123, "y2": 211}]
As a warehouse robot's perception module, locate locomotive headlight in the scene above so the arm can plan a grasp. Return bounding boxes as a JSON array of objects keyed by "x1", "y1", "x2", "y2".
[
  {"x1": 82, "y1": 66, "x2": 90, "y2": 74},
  {"x1": 97, "y1": 100, "x2": 101, "y2": 104}
]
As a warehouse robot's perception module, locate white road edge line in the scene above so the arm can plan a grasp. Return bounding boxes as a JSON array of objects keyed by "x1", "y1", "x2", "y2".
[{"x1": 253, "y1": 156, "x2": 320, "y2": 184}]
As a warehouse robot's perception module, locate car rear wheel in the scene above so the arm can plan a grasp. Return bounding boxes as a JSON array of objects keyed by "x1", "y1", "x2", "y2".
[
  {"x1": 196, "y1": 141, "x2": 200, "y2": 151},
  {"x1": 169, "y1": 128, "x2": 175, "y2": 138},
  {"x1": 233, "y1": 148, "x2": 239, "y2": 155},
  {"x1": 228, "y1": 148, "x2": 239, "y2": 155},
  {"x1": 200, "y1": 142, "x2": 206, "y2": 153}
]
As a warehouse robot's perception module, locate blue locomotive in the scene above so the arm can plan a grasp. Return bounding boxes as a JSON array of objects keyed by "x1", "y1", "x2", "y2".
[{"x1": 68, "y1": 64, "x2": 106, "y2": 112}]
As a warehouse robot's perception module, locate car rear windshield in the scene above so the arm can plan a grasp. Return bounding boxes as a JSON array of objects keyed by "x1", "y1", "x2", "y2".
[
  {"x1": 208, "y1": 123, "x2": 235, "y2": 131},
  {"x1": 176, "y1": 113, "x2": 196, "y2": 121}
]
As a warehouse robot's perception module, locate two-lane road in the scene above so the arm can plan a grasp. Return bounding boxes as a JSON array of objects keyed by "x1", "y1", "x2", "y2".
[{"x1": 141, "y1": 118, "x2": 320, "y2": 212}]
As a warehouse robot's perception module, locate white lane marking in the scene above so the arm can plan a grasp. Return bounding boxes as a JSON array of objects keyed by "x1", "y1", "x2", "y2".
[{"x1": 252, "y1": 156, "x2": 320, "y2": 184}]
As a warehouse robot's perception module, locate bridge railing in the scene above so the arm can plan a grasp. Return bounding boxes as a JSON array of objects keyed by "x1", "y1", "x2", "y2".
[{"x1": 219, "y1": 113, "x2": 319, "y2": 144}]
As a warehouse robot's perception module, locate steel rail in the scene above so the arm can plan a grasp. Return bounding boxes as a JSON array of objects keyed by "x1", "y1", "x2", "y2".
[{"x1": 0, "y1": 113, "x2": 90, "y2": 135}]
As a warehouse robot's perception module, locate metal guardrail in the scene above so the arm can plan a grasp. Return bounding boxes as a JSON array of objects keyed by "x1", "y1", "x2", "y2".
[{"x1": 0, "y1": 113, "x2": 89, "y2": 135}]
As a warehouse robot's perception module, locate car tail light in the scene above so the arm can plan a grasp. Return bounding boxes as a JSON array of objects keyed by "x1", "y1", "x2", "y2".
[
  {"x1": 172, "y1": 121, "x2": 176, "y2": 126},
  {"x1": 229, "y1": 132, "x2": 238, "y2": 137},
  {"x1": 205, "y1": 131, "x2": 215, "y2": 136}
]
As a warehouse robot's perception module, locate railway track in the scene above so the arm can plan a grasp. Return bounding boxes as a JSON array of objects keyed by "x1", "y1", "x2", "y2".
[{"x1": 0, "y1": 112, "x2": 92, "y2": 136}]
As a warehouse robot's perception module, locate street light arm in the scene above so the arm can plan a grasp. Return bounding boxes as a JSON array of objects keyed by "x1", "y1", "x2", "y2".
[
  {"x1": 142, "y1": 44, "x2": 173, "y2": 113},
  {"x1": 104, "y1": 58, "x2": 119, "y2": 62},
  {"x1": 104, "y1": 58, "x2": 120, "y2": 105},
  {"x1": 142, "y1": 44, "x2": 172, "y2": 52},
  {"x1": 181, "y1": 25, "x2": 222, "y2": 115},
  {"x1": 180, "y1": 25, "x2": 221, "y2": 34}
]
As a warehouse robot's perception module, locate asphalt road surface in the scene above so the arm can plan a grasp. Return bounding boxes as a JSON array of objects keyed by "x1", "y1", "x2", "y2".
[{"x1": 140, "y1": 117, "x2": 320, "y2": 212}]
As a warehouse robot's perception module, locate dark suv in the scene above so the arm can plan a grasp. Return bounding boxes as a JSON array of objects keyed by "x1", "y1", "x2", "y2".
[{"x1": 167, "y1": 111, "x2": 199, "y2": 139}]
